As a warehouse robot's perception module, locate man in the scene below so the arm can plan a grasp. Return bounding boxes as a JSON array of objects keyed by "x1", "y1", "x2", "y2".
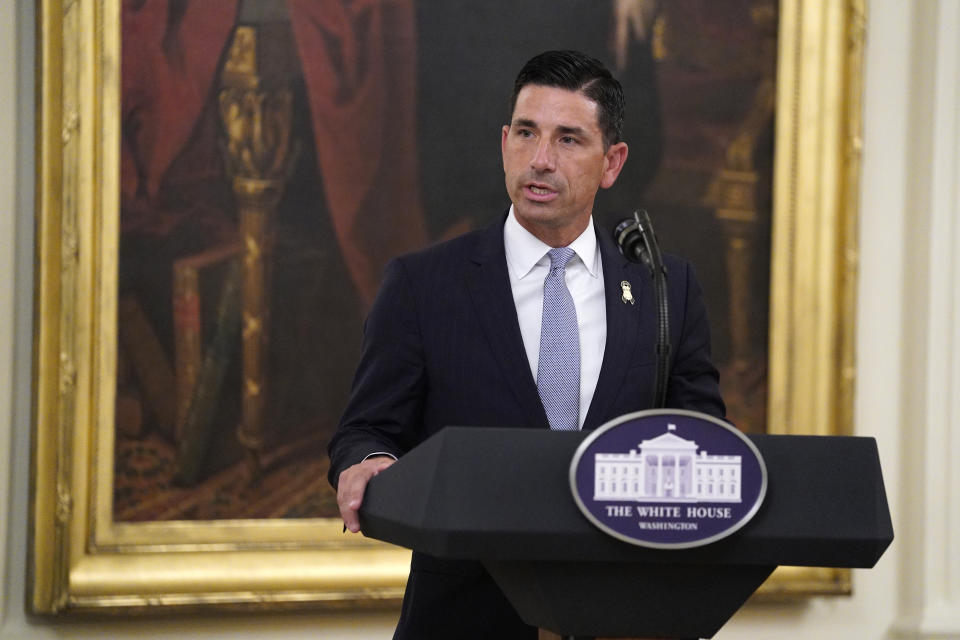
[{"x1": 328, "y1": 50, "x2": 725, "y2": 639}]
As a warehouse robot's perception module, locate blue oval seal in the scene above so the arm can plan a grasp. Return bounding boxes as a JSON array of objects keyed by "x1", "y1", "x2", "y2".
[{"x1": 570, "y1": 409, "x2": 767, "y2": 549}]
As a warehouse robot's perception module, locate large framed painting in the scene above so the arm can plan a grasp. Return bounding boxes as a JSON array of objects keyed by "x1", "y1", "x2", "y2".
[{"x1": 29, "y1": 0, "x2": 864, "y2": 613}]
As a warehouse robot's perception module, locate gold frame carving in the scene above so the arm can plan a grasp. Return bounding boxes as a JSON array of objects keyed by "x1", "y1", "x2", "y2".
[
  {"x1": 29, "y1": 0, "x2": 865, "y2": 614},
  {"x1": 760, "y1": 0, "x2": 865, "y2": 597}
]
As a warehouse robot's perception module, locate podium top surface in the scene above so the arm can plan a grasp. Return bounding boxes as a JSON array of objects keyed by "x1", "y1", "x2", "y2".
[{"x1": 360, "y1": 427, "x2": 893, "y2": 568}]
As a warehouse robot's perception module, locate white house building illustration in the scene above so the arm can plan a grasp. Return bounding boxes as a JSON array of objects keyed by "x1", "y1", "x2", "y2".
[{"x1": 594, "y1": 425, "x2": 742, "y2": 503}]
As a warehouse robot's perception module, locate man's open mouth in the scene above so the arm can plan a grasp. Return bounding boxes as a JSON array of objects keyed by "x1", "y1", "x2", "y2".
[{"x1": 524, "y1": 182, "x2": 558, "y2": 201}]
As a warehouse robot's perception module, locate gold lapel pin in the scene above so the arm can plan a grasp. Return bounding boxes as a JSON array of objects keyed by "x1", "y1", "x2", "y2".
[{"x1": 620, "y1": 280, "x2": 635, "y2": 305}]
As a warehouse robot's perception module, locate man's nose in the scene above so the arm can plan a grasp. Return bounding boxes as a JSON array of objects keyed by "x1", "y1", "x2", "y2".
[{"x1": 530, "y1": 139, "x2": 556, "y2": 171}]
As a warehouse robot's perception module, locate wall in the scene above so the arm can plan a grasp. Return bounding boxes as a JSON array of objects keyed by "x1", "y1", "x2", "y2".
[
  {"x1": 2, "y1": 0, "x2": 959, "y2": 638},
  {"x1": 0, "y1": 0, "x2": 18, "y2": 627},
  {"x1": 1, "y1": 0, "x2": 24, "y2": 634}
]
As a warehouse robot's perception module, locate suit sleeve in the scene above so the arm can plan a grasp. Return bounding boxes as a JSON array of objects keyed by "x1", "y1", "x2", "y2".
[
  {"x1": 666, "y1": 260, "x2": 727, "y2": 419},
  {"x1": 326, "y1": 258, "x2": 426, "y2": 488}
]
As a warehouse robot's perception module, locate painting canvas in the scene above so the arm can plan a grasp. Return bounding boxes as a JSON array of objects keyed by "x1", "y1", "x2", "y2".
[
  {"x1": 114, "y1": 0, "x2": 775, "y2": 524},
  {"x1": 30, "y1": 0, "x2": 863, "y2": 614}
]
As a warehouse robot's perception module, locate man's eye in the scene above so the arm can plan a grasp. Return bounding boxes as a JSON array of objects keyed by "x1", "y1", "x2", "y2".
[
  {"x1": 560, "y1": 136, "x2": 578, "y2": 145},
  {"x1": 517, "y1": 129, "x2": 534, "y2": 138}
]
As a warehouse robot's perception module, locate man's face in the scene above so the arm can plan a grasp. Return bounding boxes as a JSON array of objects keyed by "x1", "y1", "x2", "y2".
[{"x1": 502, "y1": 85, "x2": 628, "y2": 247}]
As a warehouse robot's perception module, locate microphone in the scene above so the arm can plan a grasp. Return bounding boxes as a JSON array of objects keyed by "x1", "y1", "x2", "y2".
[
  {"x1": 614, "y1": 209, "x2": 663, "y2": 275},
  {"x1": 612, "y1": 209, "x2": 671, "y2": 408},
  {"x1": 613, "y1": 211, "x2": 648, "y2": 266}
]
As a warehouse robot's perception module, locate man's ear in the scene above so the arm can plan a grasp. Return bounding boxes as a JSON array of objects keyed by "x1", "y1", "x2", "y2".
[
  {"x1": 501, "y1": 124, "x2": 510, "y2": 172},
  {"x1": 600, "y1": 142, "x2": 629, "y2": 189}
]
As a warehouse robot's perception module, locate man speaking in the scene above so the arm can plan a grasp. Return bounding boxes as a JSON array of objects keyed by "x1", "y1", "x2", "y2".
[{"x1": 328, "y1": 50, "x2": 725, "y2": 639}]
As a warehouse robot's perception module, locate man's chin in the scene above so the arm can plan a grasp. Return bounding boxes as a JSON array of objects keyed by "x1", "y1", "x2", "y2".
[
  {"x1": 514, "y1": 204, "x2": 561, "y2": 227},
  {"x1": 512, "y1": 204, "x2": 592, "y2": 241}
]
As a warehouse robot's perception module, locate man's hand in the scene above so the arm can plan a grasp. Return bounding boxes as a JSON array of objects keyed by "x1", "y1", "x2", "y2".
[{"x1": 336, "y1": 456, "x2": 396, "y2": 533}]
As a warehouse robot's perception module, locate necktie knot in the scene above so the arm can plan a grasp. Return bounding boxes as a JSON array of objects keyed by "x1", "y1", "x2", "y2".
[{"x1": 548, "y1": 247, "x2": 576, "y2": 272}]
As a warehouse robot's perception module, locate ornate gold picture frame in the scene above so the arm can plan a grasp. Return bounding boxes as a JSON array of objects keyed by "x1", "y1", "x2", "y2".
[{"x1": 29, "y1": 0, "x2": 864, "y2": 614}]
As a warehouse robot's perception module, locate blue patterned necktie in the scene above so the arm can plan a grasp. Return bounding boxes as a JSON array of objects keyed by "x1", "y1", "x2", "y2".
[{"x1": 537, "y1": 247, "x2": 580, "y2": 431}]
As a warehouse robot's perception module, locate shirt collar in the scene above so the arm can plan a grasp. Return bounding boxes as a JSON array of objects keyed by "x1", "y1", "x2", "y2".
[{"x1": 504, "y1": 205, "x2": 601, "y2": 280}]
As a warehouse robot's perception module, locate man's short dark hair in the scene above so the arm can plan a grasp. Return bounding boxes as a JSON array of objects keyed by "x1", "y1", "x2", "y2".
[{"x1": 509, "y1": 50, "x2": 625, "y2": 148}]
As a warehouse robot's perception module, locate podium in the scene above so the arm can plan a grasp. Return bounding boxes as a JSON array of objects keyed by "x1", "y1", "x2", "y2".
[{"x1": 360, "y1": 427, "x2": 893, "y2": 639}]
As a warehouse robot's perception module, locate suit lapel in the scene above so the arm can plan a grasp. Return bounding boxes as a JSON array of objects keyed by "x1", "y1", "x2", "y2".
[
  {"x1": 583, "y1": 230, "x2": 646, "y2": 430},
  {"x1": 464, "y1": 218, "x2": 550, "y2": 429}
]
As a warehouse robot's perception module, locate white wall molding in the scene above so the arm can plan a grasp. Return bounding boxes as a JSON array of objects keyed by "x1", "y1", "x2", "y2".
[
  {"x1": 0, "y1": 0, "x2": 19, "y2": 629},
  {"x1": 891, "y1": 0, "x2": 960, "y2": 638}
]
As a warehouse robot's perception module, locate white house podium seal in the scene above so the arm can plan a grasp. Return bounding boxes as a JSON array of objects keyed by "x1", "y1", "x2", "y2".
[{"x1": 570, "y1": 409, "x2": 767, "y2": 549}]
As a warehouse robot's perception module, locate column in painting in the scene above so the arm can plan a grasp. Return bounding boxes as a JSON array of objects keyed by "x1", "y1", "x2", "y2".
[{"x1": 219, "y1": 24, "x2": 297, "y2": 481}]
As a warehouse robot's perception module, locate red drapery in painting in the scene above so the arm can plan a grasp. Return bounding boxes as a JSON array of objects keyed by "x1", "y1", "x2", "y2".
[{"x1": 121, "y1": 0, "x2": 426, "y2": 306}]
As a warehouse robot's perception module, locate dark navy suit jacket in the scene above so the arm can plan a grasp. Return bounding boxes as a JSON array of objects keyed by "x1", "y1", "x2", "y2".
[{"x1": 328, "y1": 216, "x2": 725, "y2": 639}]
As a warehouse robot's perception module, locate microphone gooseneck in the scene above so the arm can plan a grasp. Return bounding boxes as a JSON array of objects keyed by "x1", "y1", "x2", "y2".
[{"x1": 613, "y1": 210, "x2": 671, "y2": 408}]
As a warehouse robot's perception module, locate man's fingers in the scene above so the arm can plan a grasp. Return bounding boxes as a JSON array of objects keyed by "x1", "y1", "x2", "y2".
[
  {"x1": 337, "y1": 467, "x2": 368, "y2": 532},
  {"x1": 337, "y1": 457, "x2": 396, "y2": 533},
  {"x1": 369, "y1": 457, "x2": 396, "y2": 475}
]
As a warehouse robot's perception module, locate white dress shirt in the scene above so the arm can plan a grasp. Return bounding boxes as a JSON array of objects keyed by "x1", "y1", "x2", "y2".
[{"x1": 503, "y1": 206, "x2": 607, "y2": 429}]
